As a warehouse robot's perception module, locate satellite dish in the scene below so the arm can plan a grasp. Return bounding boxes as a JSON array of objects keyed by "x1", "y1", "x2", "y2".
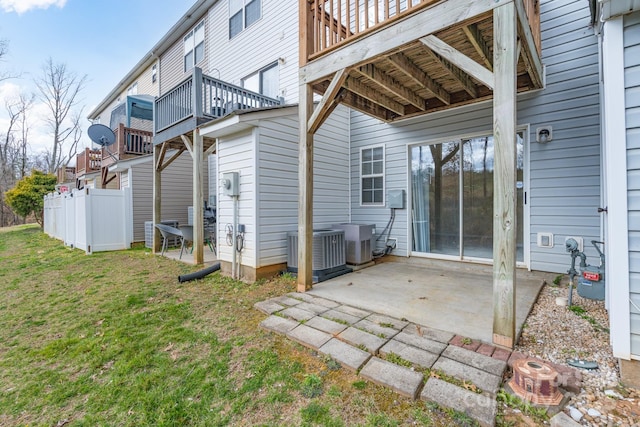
[{"x1": 88, "y1": 124, "x2": 116, "y2": 147}]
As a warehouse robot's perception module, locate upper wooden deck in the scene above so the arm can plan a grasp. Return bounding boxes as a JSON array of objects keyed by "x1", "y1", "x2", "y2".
[{"x1": 299, "y1": 0, "x2": 542, "y2": 122}]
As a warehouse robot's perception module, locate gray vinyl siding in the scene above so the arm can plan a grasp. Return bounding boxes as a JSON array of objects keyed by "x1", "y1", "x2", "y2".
[
  {"x1": 256, "y1": 106, "x2": 350, "y2": 267},
  {"x1": 120, "y1": 171, "x2": 129, "y2": 188},
  {"x1": 128, "y1": 153, "x2": 208, "y2": 242},
  {"x1": 349, "y1": 0, "x2": 601, "y2": 273},
  {"x1": 624, "y1": 11, "x2": 640, "y2": 355},
  {"x1": 206, "y1": 0, "x2": 299, "y2": 103}
]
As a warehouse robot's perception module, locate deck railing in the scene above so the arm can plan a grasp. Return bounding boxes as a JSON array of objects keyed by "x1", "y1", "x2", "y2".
[
  {"x1": 155, "y1": 67, "x2": 282, "y2": 134},
  {"x1": 101, "y1": 124, "x2": 153, "y2": 167},
  {"x1": 75, "y1": 148, "x2": 102, "y2": 177},
  {"x1": 301, "y1": 0, "x2": 541, "y2": 63},
  {"x1": 56, "y1": 166, "x2": 76, "y2": 183}
]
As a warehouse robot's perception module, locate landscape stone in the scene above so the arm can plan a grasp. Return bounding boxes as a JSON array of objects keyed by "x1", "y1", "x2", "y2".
[
  {"x1": 491, "y1": 347, "x2": 511, "y2": 362},
  {"x1": 403, "y1": 323, "x2": 455, "y2": 344},
  {"x1": 443, "y1": 345, "x2": 507, "y2": 376},
  {"x1": 287, "y1": 324, "x2": 332, "y2": 350},
  {"x1": 359, "y1": 357, "x2": 424, "y2": 399},
  {"x1": 354, "y1": 319, "x2": 399, "y2": 339},
  {"x1": 272, "y1": 295, "x2": 303, "y2": 306},
  {"x1": 365, "y1": 313, "x2": 409, "y2": 330},
  {"x1": 334, "y1": 304, "x2": 371, "y2": 319},
  {"x1": 550, "y1": 412, "x2": 582, "y2": 427},
  {"x1": 287, "y1": 292, "x2": 316, "y2": 302},
  {"x1": 259, "y1": 315, "x2": 300, "y2": 335},
  {"x1": 393, "y1": 331, "x2": 447, "y2": 355},
  {"x1": 320, "y1": 309, "x2": 361, "y2": 325},
  {"x1": 318, "y1": 338, "x2": 371, "y2": 372},
  {"x1": 567, "y1": 406, "x2": 583, "y2": 422},
  {"x1": 379, "y1": 339, "x2": 439, "y2": 369},
  {"x1": 338, "y1": 327, "x2": 387, "y2": 354},
  {"x1": 253, "y1": 299, "x2": 285, "y2": 315},
  {"x1": 305, "y1": 316, "x2": 348, "y2": 335},
  {"x1": 311, "y1": 297, "x2": 340, "y2": 308},
  {"x1": 432, "y1": 357, "x2": 502, "y2": 395},
  {"x1": 295, "y1": 301, "x2": 330, "y2": 315},
  {"x1": 421, "y1": 378, "x2": 496, "y2": 427},
  {"x1": 477, "y1": 344, "x2": 495, "y2": 357},
  {"x1": 280, "y1": 306, "x2": 316, "y2": 322}
]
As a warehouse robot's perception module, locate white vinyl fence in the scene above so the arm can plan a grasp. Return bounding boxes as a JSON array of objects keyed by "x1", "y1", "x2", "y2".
[{"x1": 44, "y1": 187, "x2": 133, "y2": 254}]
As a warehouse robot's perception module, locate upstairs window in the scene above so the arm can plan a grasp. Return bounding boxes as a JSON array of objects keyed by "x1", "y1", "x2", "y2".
[
  {"x1": 229, "y1": 0, "x2": 261, "y2": 39},
  {"x1": 242, "y1": 62, "x2": 278, "y2": 99},
  {"x1": 184, "y1": 21, "x2": 205, "y2": 72},
  {"x1": 127, "y1": 82, "x2": 138, "y2": 96},
  {"x1": 151, "y1": 64, "x2": 157, "y2": 83},
  {"x1": 360, "y1": 145, "x2": 385, "y2": 206}
]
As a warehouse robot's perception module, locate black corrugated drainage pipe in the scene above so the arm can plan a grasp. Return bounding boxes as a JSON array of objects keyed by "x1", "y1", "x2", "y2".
[{"x1": 178, "y1": 262, "x2": 221, "y2": 283}]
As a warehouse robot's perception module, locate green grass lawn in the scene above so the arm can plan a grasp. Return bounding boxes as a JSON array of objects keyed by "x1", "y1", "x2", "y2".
[{"x1": 0, "y1": 225, "x2": 472, "y2": 426}]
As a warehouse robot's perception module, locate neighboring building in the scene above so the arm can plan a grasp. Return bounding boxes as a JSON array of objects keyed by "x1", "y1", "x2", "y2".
[{"x1": 82, "y1": 0, "x2": 640, "y2": 384}]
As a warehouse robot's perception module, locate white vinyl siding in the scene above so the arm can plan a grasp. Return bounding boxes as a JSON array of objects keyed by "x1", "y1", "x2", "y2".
[
  {"x1": 349, "y1": 0, "x2": 601, "y2": 272},
  {"x1": 624, "y1": 11, "x2": 640, "y2": 356}
]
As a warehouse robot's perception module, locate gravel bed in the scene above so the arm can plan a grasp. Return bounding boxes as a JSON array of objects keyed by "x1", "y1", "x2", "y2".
[{"x1": 514, "y1": 282, "x2": 640, "y2": 426}]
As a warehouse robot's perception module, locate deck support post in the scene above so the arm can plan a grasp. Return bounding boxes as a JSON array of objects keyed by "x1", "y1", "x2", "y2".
[
  {"x1": 193, "y1": 128, "x2": 204, "y2": 265},
  {"x1": 492, "y1": 1, "x2": 517, "y2": 349},
  {"x1": 152, "y1": 144, "x2": 162, "y2": 253},
  {"x1": 298, "y1": 83, "x2": 314, "y2": 292}
]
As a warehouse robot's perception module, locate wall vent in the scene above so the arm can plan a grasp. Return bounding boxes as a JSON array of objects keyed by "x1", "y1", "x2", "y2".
[{"x1": 536, "y1": 232, "x2": 554, "y2": 248}]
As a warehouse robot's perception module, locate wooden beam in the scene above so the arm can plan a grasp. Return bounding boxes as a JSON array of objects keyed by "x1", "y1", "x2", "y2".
[
  {"x1": 421, "y1": 35, "x2": 494, "y2": 90},
  {"x1": 492, "y1": 1, "x2": 517, "y2": 350},
  {"x1": 158, "y1": 147, "x2": 186, "y2": 172},
  {"x1": 425, "y1": 48, "x2": 478, "y2": 98},
  {"x1": 155, "y1": 142, "x2": 168, "y2": 171},
  {"x1": 344, "y1": 77, "x2": 406, "y2": 116},
  {"x1": 204, "y1": 140, "x2": 217, "y2": 156},
  {"x1": 152, "y1": 144, "x2": 162, "y2": 253},
  {"x1": 298, "y1": 83, "x2": 314, "y2": 291},
  {"x1": 463, "y1": 23, "x2": 493, "y2": 71},
  {"x1": 514, "y1": 0, "x2": 543, "y2": 88},
  {"x1": 192, "y1": 128, "x2": 204, "y2": 265},
  {"x1": 355, "y1": 64, "x2": 427, "y2": 110},
  {"x1": 300, "y1": 0, "x2": 507, "y2": 84},
  {"x1": 388, "y1": 52, "x2": 451, "y2": 105},
  {"x1": 308, "y1": 68, "x2": 348, "y2": 134},
  {"x1": 180, "y1": 134, "x2": 193, "y2": 156},
  {"x1": 335, "y1": 88, "x2": 395, "y2": 122}
]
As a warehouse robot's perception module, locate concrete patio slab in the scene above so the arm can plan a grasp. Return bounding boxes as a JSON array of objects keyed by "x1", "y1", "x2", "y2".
[
  {"x1": 288, "y1": 292, "x2": 316, "y2": 302},
  {"x1": 259, "y1": 315, "x2": 300, "y2": 335},
  {"x1": 311, "y1": 297, "x2": 340, "y2": 308},
  {"x1": 280, "y1": 306, "x2": 316, "y2": 322},
  {"x1": 305, "y1": 316, "x2": 348, "y2": 335},
  {"x1": 393, "y1": 331, "x2": 448, "y2": 355},
  {"x1": 379, "y1": 339, "x2": 439, "y2": 369},
  {"x1": 320, "y1": 309, "x2": 361, "y2": 325},
  {"x1": 287, "y1": 324, "x2": 332, "y2": 350},
  {"x1": 365, "y1": 313, "x2": 409, "y2": 330},
  {"x1": 318, "y1": 338, "x2": 371, "y2": 372},
  {"x1": 272, "y1": 295, "x2": 303, "y2": 306},
  {"x1": 359, "y1": 357, "x2": 424, "y2": 399},
  {"x1": 431, "y1": 357, "x2": 502, "y2": 396},
  {"x1": 402, "y1": 323, "x2": 455, "y2": 344},
  {"x1": 334, "y1": 304, "x2": 371, "y2": 319},
  {"x1": 421, "y1": 378, "x2": 497, "y2": 427},
  {"x1": 254, "y1": 300, "x2": 285, "y2": 315},
  {"x1": 443, "y1": 345, "x2": 508, "y2": 377},
  {"x1": 353, "y1": 319, "x2": 399, "y2": 339},
  {"x1": 338, "y1": 327, "x2": 387, "y2": 354},
  {"x1": 295, "y1": 301, "x2": 330, "y2": 315},
  {"x1": 308, "y1": 258, "x2": 545, "y2": 343}
]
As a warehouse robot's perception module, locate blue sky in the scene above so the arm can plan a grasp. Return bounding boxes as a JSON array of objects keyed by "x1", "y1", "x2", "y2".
[{"x1": 0, "y1": 0, "x2": 194, "y2": 156}]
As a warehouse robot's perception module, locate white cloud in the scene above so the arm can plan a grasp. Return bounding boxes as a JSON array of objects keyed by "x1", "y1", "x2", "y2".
[{"x1": 0, "y1": 0, "x2": 67, "y2": 14}]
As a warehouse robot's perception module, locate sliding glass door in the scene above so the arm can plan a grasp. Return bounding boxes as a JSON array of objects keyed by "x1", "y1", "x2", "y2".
[{"x1": 411, "y1": 133, "x2": 525, "y2": 263}]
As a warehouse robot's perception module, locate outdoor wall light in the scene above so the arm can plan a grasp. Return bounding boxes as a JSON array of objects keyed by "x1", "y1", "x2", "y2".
[{"x1": 536, "y1": 126, "x2": 553, "y2": 143}]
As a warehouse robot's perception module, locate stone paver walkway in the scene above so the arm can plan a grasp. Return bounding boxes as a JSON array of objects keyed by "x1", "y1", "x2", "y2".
[{"x1": 255, "y1": 292, "x2": 583, "y2": 427}]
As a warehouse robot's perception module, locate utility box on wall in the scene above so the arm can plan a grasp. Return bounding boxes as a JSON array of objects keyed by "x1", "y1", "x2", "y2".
[
  {"x1": 221, "y1": 172, "x2": 239, "y2": 196},
  {"x1": 388, "y1": 189, "x2": 405, "y2": 209}
]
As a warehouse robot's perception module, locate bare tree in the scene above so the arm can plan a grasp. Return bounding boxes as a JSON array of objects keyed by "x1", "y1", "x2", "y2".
[
  {"x1": 0, "y1": 38, "x2": 19, "y2": 83},
  {"x1": 34, "y1": 58, "x2": 87, "y2": 173}
]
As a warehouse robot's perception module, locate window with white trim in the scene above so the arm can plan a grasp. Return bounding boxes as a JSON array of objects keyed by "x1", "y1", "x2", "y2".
[
  {"x1": 360, "y1": 145, "x2": 385, "y2": 205},
  {"x1": 151, "y1": 64, "x2": 157, "y2": 83},
  {"x1": 127, "y1": 82, "x2": 138, "y2": 96},
  {"x1": 229, "y1": 0, "x2": 261, "y2": 39},
  {"x1": 242, "y1": 62, "x2": 278, "y2": 98},
  {"x1": 184, "y1": 21, "x2": 205, "y2": 72}
]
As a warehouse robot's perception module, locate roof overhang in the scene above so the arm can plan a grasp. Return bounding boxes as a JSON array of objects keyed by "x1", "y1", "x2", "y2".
[
  {"x1": 199, "y1": 105, "x2": 298, "y2": 138},
  {"x1": 598, "y1": 0, "x2": 640, "y2": 20}
]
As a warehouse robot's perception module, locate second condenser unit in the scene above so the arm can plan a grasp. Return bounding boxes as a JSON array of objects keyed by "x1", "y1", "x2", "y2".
[{"x1": 332, "y1": 223, "x2": 375, "y2": 265}]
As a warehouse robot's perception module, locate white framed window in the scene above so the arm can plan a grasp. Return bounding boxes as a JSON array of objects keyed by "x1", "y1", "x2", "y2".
[
  {"x1": 151, "y1": 64, "x2": 157, "y2": 83},
  {"x1": 127, "y1": 82, "x2": 138, "y2": 96},
  {"x1": 360, "y1": 145, "x2": 385, "y2": 206},
  {"x1": 184, "y1": 20, "x2": 205, "y2": 72},
  {"x1": 229, "y1": 0, "x2": 261, "y2": 39},
  {"x1": 242, "y1": 62, "x2": 278, "y2": 98}
]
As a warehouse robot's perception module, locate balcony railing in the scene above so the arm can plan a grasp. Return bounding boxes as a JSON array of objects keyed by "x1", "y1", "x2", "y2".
[
  {"x1": 154, "y1": 67, "x2": 282, "y2": 134},
  {"x1": 301, "y1": 0, "x2": 541, "y2": 63},
  {"x1": 75, "y1": 148, "x2": 102, "y2": 177},
  {"x1": 56, "y1": 166, "x2": 76, "y2": 183},
  {"x1": 101, "y1": 123, "x2": 153, "y2": 167}
]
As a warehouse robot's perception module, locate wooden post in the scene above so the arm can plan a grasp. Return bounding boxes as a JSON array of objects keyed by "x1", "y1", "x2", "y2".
[
  {"x1": 192, "y1": 67, "x2": 203, "y2": 118},
  {"x1": 298, "y1": 83, "x2": 314, "y2": 292},
  {"x1": 193, "y1": 128, "x2": 204, "y2": 265},
  {"x1": 152, "y1": 144, "x2": 162, "y2": 253},
  {"x1": 492, "y1": 1, "x2": 517, "y2": 349}
]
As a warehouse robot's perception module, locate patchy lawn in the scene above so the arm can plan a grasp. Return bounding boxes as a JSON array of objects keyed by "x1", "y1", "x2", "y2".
[{"x1": 0, "y1": 225, "x2": 471, "y2": 426}]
